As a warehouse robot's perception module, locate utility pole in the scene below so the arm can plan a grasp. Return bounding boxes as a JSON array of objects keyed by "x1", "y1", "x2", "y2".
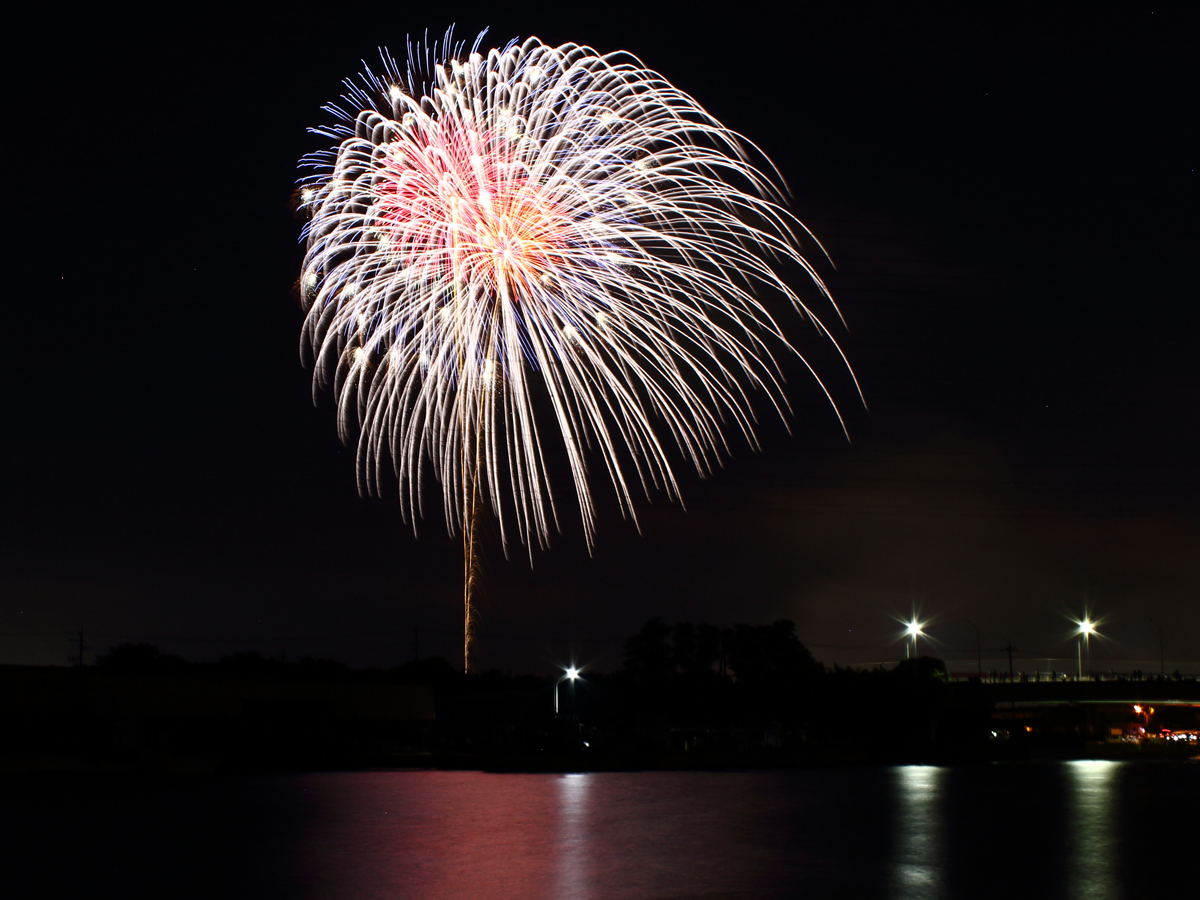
[
  {"x1": 967, "y1": 620, "x2": 981, "y2": 679},
  {"x1": 69, "y1": 628, "x2": 88, "y2": 667},
  {"x1": 1002, "y1": 642, "x2": 1017, "y2": 721},
  {"x1": 1148, "y1": 618, "x2": 1164, "y2": 679},
  {"x1": 413, "y1": 624, "x2": 420, "y2": 662}
]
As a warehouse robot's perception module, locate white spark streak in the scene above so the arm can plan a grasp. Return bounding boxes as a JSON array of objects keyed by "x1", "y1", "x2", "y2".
[{"x1": 298, "y1": 31, "x2": 859, "y2": 554}]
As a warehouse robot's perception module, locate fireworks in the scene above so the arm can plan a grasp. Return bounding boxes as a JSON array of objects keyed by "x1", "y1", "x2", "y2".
[{"x1": 297, "y1": 31, "x2": 857, "y2": 668}]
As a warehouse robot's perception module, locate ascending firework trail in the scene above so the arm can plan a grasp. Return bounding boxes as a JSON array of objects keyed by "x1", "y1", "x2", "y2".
[{"x1": 296, "y1": 29, "x2": 860, "y2": 672}]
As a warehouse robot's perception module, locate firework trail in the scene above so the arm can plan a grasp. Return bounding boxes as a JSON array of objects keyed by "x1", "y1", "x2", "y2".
[{"x1": 297, "y1": 30, "x2": 859, "y2": 669}]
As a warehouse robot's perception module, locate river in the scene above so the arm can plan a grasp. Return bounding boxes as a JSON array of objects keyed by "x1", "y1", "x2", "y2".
[{"x1": 8, "y1": 760, "x2": 1196, "y2": 898}]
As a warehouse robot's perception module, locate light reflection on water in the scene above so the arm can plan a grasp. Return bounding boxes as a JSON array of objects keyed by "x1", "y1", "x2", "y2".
[
  {"x1": 1067, "y1": 760, "x2": 1119, "y2": 900},
  {"x1": 19, "y1": 760, "x2": 1192, "y2": 898},
  {"x1": 271, "y1": 761, "x2": 1200, "y2": 899},
  {"x1": 280, "y1": 762, "x2": 1182, "y2": 899},
  {"x1": 554, "y1": 773, "x2": 590, "y2": 898},
  {"x1": 890, "y1": 765, "x2": 945, "y2": 899},
  {"x1": 293, "y1": 770, "x2": 768, "y2": 899}
]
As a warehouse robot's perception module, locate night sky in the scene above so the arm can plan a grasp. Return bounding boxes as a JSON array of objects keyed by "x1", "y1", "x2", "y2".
[{"x1": 6, "y1": 2, "x2": 1195, "y2": 674}]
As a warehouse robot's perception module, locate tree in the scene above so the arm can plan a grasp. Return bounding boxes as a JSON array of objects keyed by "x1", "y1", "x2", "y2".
[
  {"x1": 623, "y1": 618, "x2": 675, "y2": 682},
  {"x1": 724, "y1": 620, "x2": 820, "y2": 688},
  {"x1": 94, "y1": 643, "x2": 189, "y2": 674}
]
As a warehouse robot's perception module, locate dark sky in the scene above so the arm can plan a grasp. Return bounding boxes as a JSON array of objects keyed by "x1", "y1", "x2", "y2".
[{"x1": 5, "y1": 2, "x2": 1196, "y2": 674}]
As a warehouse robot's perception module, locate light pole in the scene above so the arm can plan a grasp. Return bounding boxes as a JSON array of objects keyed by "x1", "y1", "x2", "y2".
[
  {"x1": 1074, "y1": 616, "x2": 1096, "y2": 679},
  {"x1": 555, "y1": 665, "x2": 579, "y2": 715},
  {"x1": 904, "y1": 617, "x2": 925, "y2": 659}
]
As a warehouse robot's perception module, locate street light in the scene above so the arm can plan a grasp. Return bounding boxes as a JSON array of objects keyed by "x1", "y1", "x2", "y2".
[
  {"x1": 904, "y1": 618, "x2": 925, "y2": 659},
  {"x1": 555, "y1": 665, "x2": 580, "y2": 715},
  {"x1": 1073, "y1": 615, "x2": 1098, "y2": 679}
]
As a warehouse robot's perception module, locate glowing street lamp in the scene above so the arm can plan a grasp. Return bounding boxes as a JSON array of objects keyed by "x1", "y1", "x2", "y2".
[
  {"x1": 555, "y1": 665, "x2": 580, "y2": 715},
  {"x1": 1073, "y1": 615, "x2": 1099, "y2": 678},
  {"x1": 903, "y1": 618, "x2": 926, "y2": 659}
]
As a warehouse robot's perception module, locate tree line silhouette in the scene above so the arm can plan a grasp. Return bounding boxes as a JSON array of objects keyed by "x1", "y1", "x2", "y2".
[
  {"x1": 75, "y1": 616, "x2": 1198, "y2": 770},
  {"x1": 85, "y1": 618, "x2": 975, "y2": 765}
]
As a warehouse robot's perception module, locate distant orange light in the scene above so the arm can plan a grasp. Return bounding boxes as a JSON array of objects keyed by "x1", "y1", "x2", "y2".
[{"x1": 1133, "y1": 705, "x2": 1142, "y2": 714}]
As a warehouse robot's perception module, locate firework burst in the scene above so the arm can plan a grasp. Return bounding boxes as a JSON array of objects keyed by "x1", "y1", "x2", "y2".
[{"x1": 298, "y1": 31, "x2": 858, "y2": 668}]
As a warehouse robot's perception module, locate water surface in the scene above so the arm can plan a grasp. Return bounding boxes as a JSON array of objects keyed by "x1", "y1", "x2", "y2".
[{"x1": 9, "y1": 761, "x2": 1195, "y2": 898}]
